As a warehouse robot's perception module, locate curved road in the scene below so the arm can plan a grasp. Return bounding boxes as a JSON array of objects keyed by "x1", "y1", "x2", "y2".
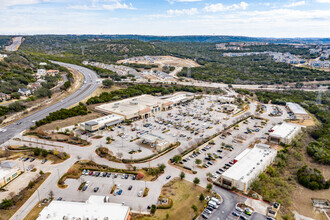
[{"x1": 0, "y1": 61, "x2": 99, "y2": 146}]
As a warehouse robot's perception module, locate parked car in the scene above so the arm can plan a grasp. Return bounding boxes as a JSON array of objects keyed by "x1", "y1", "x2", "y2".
[
  {"x1": 232, "y1": 211, "x2": 240, "y2": 217},
  {"x1": 138, "y1": 191, "x2": 143, "y2": 197},
  {"x1": 166, "y1": 175, "x2": 171, "y2": 180},
  {"x1": 118, "y1": 189, "x2": 123, "y2": 195},
  {"x1": 107, "y1": 172, "x2": 111, "y2": 177},
  {"x1": 82, "y1": 186, "x2": 88, "y2": 191},
  {"x1": 114, "y1": 173, "x2": 118, "y2": 178},
  {"x1": 41, "y1": 159, "x2": 48, "y2": 164},
  {"x1": 102, "y1": 172, "x2": 107, "y2": 177},
  {"x1": 94, "y1": 187, "x2": 99, "y2": 192},
  {"x1": 128, "y1": 185, "x2": 133, "y2": 190},
  {"x1": 23, "y1": 157, "x2": 29, "y2": 162}
]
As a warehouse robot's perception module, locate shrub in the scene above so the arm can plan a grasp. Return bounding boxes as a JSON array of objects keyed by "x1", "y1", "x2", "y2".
[{"x1": 297, "y1": 165, "x2": 330, "y2": 190}]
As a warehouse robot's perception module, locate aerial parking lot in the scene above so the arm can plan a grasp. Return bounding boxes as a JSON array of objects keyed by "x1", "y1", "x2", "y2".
[{"x1": 79, "y1": 96, "x2": 239, "y2": 160}]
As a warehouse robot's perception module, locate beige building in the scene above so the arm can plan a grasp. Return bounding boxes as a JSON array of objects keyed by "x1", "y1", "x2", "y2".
[
  {"x1": 79, "y1": 114, "x2": 124, "y2": 132},
  {"x1": 286, "y1": 102, "x2": 310, "y2": 120},
  {"x1": 269, "y1": 123, "x2": 302, "y2": 144},
  {"x1": 95, "y1": 94, "x2": 173, "y2": 120},
  {"x1": 0, "y1": 161, "x2": 22, "y2": 188},
  {"x1": 140, "y1": 133, "x2": 172, "y2": 152}
]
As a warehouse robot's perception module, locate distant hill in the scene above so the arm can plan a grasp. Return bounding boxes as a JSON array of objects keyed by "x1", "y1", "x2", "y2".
[
  {"x1": 71, "y1": 35, "x2": 330, "y2": 44},
  {"x1": 1, "y1": 35, "x2": 329, "y2": 44}
]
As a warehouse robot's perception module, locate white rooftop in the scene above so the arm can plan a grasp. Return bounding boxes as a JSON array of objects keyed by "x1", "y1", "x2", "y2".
[
  {"x1": 286, "y1": 102, "x2": 308, "y2": 115},
  {"x1": 0, "y1": 161, "x2": 19, "y2": 180},
  {"x1": 271, "y1": 123, "x2": 300, "y2": 139},
  {"x1": 222, "y1": 144, "x2": 276, "y2": 183},
  {"x1": 82, "y1": 114, "x2": 124, "y2": 127},
  {"x1": 37, "y1": 196, "x2": 130, "y2": 220},
  {"x1": 96, "y1": 94, "x2": 170, "y2": 116}
]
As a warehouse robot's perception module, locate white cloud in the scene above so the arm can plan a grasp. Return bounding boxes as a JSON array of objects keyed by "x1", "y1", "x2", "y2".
[
  {"x1": 204, "y1": 2, "x2": 248, "y2": 12},
  {"x1": 102, "y1": 2, "x2": 135, "y2": 10},
  {"x1": 70, "y1": 0, "x2": 135, "y2": 10},
  {"x1": 284, "y1": 1, "x2": 306, "y2": 7},
  {"x1": 168, "y1": 0, "x2": 202, "y2": 4},
  {"x1": 167, "y1": 8, "x2": 198, "y2": 16},
  {"x1": 0, "y1": 0, "x2": 44, "y2": 9},
  {"x1": 316, "y1": 0, "x2": 330, "y2": 2}
]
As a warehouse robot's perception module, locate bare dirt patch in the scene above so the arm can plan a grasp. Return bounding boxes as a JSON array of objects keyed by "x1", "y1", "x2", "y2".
[{"x1": 117, "y1": 56, "x2": 200, "y2": 68}]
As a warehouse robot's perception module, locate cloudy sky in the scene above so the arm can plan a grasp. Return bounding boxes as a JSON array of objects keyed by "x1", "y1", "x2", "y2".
[{"x1": 0, "y1": 0, "x2": 329, "y2": 37}]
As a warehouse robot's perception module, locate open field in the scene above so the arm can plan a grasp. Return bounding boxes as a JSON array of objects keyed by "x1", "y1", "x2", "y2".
[{"x1": 134, "y1": 178, "x2": 210, "y2": 220}]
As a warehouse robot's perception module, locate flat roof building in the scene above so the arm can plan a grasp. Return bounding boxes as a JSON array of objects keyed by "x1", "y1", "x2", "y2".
[
  {"x1": 0, "y1": 161, "x2": 22, "y2": 188},
  {"x1": 95, "y1": 94, "x2": 174, "y2": 120},
  {"x1": 220, "y1": 144, "x2": 277, "y2": 193},
  {"x1": 286, "y1": 102, "x2": 310, "y2": 120},
  {"x1": 269, "y1": 123, "x2": 302, "y2": 144},
  {"x1": 140, "y1": 133, "x2": 171, "y2": 152},
  {"x1": 79, "y1": 114, "x2": 124, "y2": 132},
  {"x1": 37, "y1": 196, "x2": 131, "y2": 220}
]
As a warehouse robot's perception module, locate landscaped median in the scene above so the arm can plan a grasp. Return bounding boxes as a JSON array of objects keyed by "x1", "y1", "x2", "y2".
[
  {"x1": 57, "y1": 160, "x2": 167, "y2": 189},
  {"x1": 96, "y1": 142, "x2": 181, "y2": 164}
]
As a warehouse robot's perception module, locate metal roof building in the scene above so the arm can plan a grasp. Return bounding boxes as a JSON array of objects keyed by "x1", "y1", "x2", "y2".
[{"x1": 79, "y1": 114, "x2": 124, "y2": 132}]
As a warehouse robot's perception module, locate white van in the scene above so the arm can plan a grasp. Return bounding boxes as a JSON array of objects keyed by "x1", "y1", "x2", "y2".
[
  {"x1": 211, "y1": 197, "x2": 221, "y2": 205},
  {"x1": 208, "y1": 201, "x2": 219, "y2": 209}
]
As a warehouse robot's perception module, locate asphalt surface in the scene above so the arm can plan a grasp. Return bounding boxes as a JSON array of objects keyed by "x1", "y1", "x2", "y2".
[{"x1": 0, "y1": 61, "x2": 99, "y2": 146}]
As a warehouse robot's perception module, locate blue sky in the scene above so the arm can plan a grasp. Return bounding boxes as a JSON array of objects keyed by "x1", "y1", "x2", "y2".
[{"x1": 0, "y1": 0, "x2": 329, "y2": 37}]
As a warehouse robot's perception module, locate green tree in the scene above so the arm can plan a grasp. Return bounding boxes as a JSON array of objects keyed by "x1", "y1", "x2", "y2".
[
  {"x1": 33, "y1": 148, "x2": 41, "y2": 156},
  {"x1": 207, "y1": 183, "x2": 213, "y2": 192},
  {"x1": 102, "y1": 79, "x2": 114, "y2": 88},
  {"x1": 0, "y1": 199, "x2": 13, "y2": 209},
  {"x1": 195, "y1": 159, "x2": 202, "y2": 165},
  {"x1": 199, "y1": 193, "x2": 205, "y2": 202},
  {"x1": 158, "y1": 163, "x2": 166, "y2": 172},
  {"x1": 193, "y1": 177, "x2": 200, "y2": 186},
  {"x1": 172, "y1": 155, "x2": 182, "y2": 163},
  {"x1": 180, "y1": 171, "x2": 185, "y2": 180},
  {"x1": 191, "y1": 204, "x2": 197, "y2": 212}
]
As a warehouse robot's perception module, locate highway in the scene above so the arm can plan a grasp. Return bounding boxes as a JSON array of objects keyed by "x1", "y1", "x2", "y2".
[{"x1": 0, "y1": 61, "x2": 99, "y2": 146}]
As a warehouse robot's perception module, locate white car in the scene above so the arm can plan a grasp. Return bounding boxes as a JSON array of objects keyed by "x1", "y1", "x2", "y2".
[{"x1": 138, "y1": 191, "x2": 143, "y2": 197}]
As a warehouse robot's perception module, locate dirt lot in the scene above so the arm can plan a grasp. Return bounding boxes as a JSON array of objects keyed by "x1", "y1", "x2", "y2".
[{"x1": 117, "y1": 56, "x2": 200, "y2": 68}]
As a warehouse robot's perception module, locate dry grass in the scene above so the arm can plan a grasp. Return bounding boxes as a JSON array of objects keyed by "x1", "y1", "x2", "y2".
[
  {"x1": 24, "y1": 201, "x2": 51, "y2": 220},
  {"x1": 134, "y1": 179, "x2": 210, "y2": 220},
  {"x1": 36, "y1": 112, "x2": 103, "y2": 131}
]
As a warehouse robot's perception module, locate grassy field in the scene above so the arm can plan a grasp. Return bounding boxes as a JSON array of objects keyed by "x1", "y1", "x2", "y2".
[
  {"x1": 0, "y1": 173, "x2": 50, "y2": 220},
  {"x1": 134, "y1": 178, "x2": 210, "y2": 220}
]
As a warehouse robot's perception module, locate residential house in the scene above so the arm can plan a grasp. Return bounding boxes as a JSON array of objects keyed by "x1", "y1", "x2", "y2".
[
  {"x1": 18, "y1": 88, "x2": 31, "y2": 96},
  {"x1": 0, "y1": 93, "x2": 11, "y2": 101},
  {"x1": 46, "y1": 70, "x2": 59, "y2": 76}
]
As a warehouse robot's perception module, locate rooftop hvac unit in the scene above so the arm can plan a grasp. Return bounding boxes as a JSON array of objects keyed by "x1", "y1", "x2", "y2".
[
  {"x1": 130, "y1": 101, "x2": 138, "y2": 105},
  {"x1": 257, "y1": 163, "x2": 260, "y2": 165},
  {"x1": 114, "y1": 103, "x2": 119, "y2": 105},
  {"x1": 112, "y1": 106, "x2": 118, "y2": 108}
]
